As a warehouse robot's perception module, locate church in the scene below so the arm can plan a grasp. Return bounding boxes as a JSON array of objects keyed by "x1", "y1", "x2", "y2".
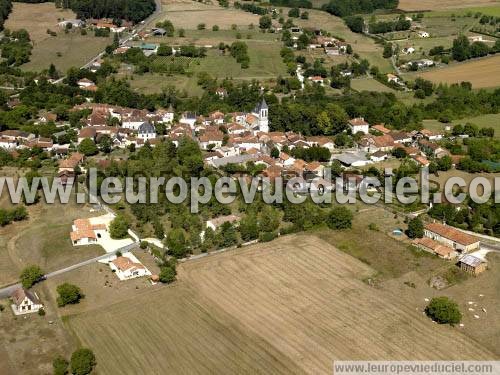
[{"x1": 240, "y1": 99, "x2": 269, "y2": 134}]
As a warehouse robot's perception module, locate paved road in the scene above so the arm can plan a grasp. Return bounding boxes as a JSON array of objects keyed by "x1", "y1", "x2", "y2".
[{"x1": 0, "y1": 242, "x2": 138, "y2": 299}]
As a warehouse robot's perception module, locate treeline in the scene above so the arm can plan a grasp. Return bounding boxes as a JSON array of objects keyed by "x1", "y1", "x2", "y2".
[
  {"x1": 234, "y1": 1, "x2": 268, "y2": 15},
  {"x1": 322, "y1": 0, "x2": 398, "y2": 17},
  {"x1": 0, "y1": 0, "x2": 12, "y2": 30},
  {"x1": 1, "y1": 29, "x2": 32, "y2": 66},
  {"x1": 451, "y1": 35, "x2": 500, "y2": 61},
  {"x1": 269, "y1": 0, "x2": 311, "y2": 8},
  {"x1": 66, "y1": 0, "x2": 155, "y2": 24},
  {"x1": 429, "y1": 201, "x2": 500, "y2": 237},
  {"x1": 290, "y1": 146, "x2": 331, "y2": 162},
  {"x1": 369, "y1": 18, "x2": 410, "y2": 34}
]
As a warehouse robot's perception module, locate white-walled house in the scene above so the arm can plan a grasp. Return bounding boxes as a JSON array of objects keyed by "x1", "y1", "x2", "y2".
[
  {"x1": 348, "y1": 117, "x2": 370, "y2": 135},
  {"x1": 424, "y1": 222, "x2": 480, "y2": 253},
  {"x1": 206, "y1": 215, "x2": 240, "y2": 231},
  {"x1": 110, "y1": 255, "x2": 151, "y2": 280},
  {"x1": 70, "y1": 218, "x2": 107, "y2": 246},
  {"x1": 11, "y1": 288, "x2": 43, "y2": 315},
  {"x1": 138, "y1": 122, "x2": 156, "y2": 140}
]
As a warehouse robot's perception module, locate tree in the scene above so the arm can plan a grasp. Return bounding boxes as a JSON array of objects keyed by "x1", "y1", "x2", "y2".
[
  {"x1": 166, "y1": 228, "x2": 187, "y2": 258},
  {"x1": 109, "y1": 215, "x2": 129, "y2": 239},
  {"x1": 20, "y1": 265, "x2": 44, "y2": 288},
  {"x1": 425, "y1": 297, "x2": 462, "y2": 325},
  {"x1": 288, "y1": 7, "x2": 300, "y2": 17},
  {"x1": 259, "y1": 15, "x2": 272, "y2": 29},
  {"x1": 157, "y1": 43, "x2": 173, "y2": 56},
  {"x1": 53, "y1": 355, "x2": 69, "y2": 375},
  {"x1": 78, "y1": 138, "x2": 98, "y2": 156},
  {"x1": 451, "y1": 35, "x2": 470, "y2": 61},
  {"x1": 406, "y1": 217, "x2": 424, "y2": 239},
  {"x1": 159, "y1": 266, "x2": 176, "y2": 283},
  {"x1": 70, "y1": 348, "x2": 96, "y2": 375},
  {"x1": 392, "y1": 147, "x2": 407, "y2": 159},
  {"x1": 326, "y1": 207, "x2": 353, "y2": 230},
  {"x1": 239, "y1": 213, "x2": 259, "y2": 241},
  {"x1": 56, "y1": 283, "x2": 84, "y2": 307}
]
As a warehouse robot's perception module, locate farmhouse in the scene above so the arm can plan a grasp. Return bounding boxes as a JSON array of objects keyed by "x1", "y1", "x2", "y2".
[
  {"x1": 412, "y1": 237, "x2": 457, "y2": 259},
  {"x1": 110, "y1": 255, "x2": 150, "y2": 280},
  {"x1": 424, "y1": 222, "x2": 480, "y2": 253},
  {"x1": 458, "y1": 255, "x2": 487, "y2": 276},
  {"x1": 10, "y1": 288, "x2": 43, "y2": 315},
  {"x1": 417, "y1": 31, "x2": 430, "y2": 38}
]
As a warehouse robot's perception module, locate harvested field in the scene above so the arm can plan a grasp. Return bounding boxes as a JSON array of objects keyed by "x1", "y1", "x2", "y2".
[
  {"x1": 66, "y1": 235, "x2": 494, "y2": 374},
  {"x1": 398, "y1": 0, "x2": 500, "y2": 11},
  {"x1": 152, "y1": 0, "x2": 259, "y2": 29},
  {"x1": 409, "y1": 55, "x2": 500, "y2": 88}
]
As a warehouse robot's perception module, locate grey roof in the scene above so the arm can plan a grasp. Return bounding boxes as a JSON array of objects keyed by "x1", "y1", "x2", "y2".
[
  {"x1": 138, "y1": 122, "x2": 155, "y2": 134},
  {"x1": 460, "y1": 255, "x2": 484, "y2": 267},
  {"x1": 211, "y1": 154, "x2": 258, "y2": 168},
  {"x1": 332, "y1": 152, "x2": 368, "y2": 166},
  {"x1": 254, "y1": 98, "x2": 268, "y2": 113}
]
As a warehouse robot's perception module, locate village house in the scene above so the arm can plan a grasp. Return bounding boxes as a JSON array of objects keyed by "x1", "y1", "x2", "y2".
[
  {"x1": 412, "y1": 154, "x2": 430, "y2": 167},
  {"x1": 206, "y1": 215, "x2": 241, "y2": 231},
  {"x1": 370, "y1": 150, "x2": 388, "y2": 162},
  {"x1": 199, "y1": 130, "x2": 224, "y2": 150},
  {"x1": 137, "y1": 122, "x2": 156, "y2": 140},
  {"x1": 372, "y1": 124, "x2": 391, "y2": 134},
  {"x1": 348, "y1": 117, "x2": 370, "y2": 135},
  {"x1": 424, "y1": 222, "x2": 480, "y2": 253},
  {"x1": 110, "y1": 255, "x2": 150, "y2": 280},
  {"x1": 70, "y1": 218, "x2": 107, "y2": 246},
  {"x1": 10, "y1": 288, "x2": 43, "y2": 315},
  {"x1": 418, "y1": 139, "x2": 449, "y2": 158},
  {"x1": 58, "y1": 152, "x2": 84, "y2": 173},
  {"x1": 412, "y1": 237, "x2": 458, "y2": 260},
  {"x1": 308, "y1": 76, "x2": 325, "y2": 86},
  {"x1": 180, "y1": 112, "x2": 197, "y2": 128},
  {"x1": 458, "y1": 255, "x2": 487, "y2": 276}
]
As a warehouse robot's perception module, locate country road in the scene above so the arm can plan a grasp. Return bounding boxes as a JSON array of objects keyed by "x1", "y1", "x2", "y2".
[{"x1": 0, "y1": 241, "x2": 139, "y2": 299}]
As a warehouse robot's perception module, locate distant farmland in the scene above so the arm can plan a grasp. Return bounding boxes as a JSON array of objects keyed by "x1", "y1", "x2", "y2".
[
  {"x1": 410, "y1": 55, "x2": 500, "y2": 89},
  {"x1": 66, "y1": 235, "x2": 494, "y2": 374},
  {"x1": 398, "y1": 0, "x2": 500, "y2": 11}
]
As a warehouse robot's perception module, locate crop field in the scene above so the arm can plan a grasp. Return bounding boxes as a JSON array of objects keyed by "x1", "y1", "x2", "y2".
[
  {"x1": 398, "y1": 0, "x2": 500, "y2": 11},
  {"x1": 406, "y1": 55, "x2": 500, "y2": 88},
  {"x1": 65, "y1": 235, "x2": 494, "y2": 374}
]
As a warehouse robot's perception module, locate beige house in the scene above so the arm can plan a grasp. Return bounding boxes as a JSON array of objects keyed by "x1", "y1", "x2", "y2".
[
  {"x1": 412, "y1": 237, "x2": 457, "y2": 260},
  {"x1": 424, "y1": 222, "x2": 480, "y2": 253}
]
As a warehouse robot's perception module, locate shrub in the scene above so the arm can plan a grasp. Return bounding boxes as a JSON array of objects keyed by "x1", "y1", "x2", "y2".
[
  {"x1": 70, "y1": 348, "x2": 96, "y2": 375},
  {"x1": 53, "y1": 355, "x2": 69, "y2": 375},
  {"x1": 109, "y1": 215, "x2": 129, "y2": 239},
  {"x1": 159, "y1": 266, "x2": 176, "y2": 283},
  {"x1": 259, "y1": 231, "x2": 277, "y2": 242},
  {"x1": 56, "y1": 283, "x2": 84, "y2": 307},
  {"x1": 326, "y1": 207, "x2": 353, "y2": 230}
]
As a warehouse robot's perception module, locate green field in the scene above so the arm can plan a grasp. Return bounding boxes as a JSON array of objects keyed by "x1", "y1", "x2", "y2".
[
  {"x1": 423, "y1": 113, "x2": 500, "y2": 137},
  {"x1": 23, "y1": 33, "x2": 111, "y2": 72},
  {"x1": 351, "y1": 77, "x2": 396, "y2": 92}
]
